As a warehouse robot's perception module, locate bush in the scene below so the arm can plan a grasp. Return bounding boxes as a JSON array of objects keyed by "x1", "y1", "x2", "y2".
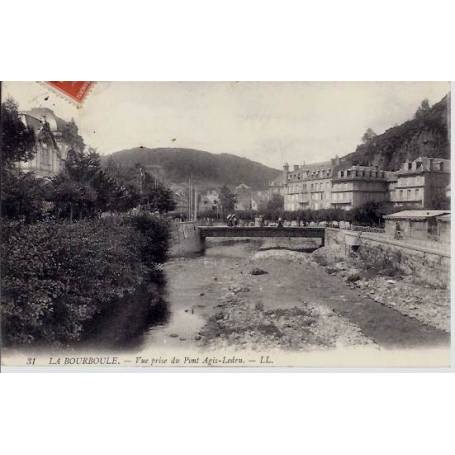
[
  {"x1": 126, "y1": 212, "x2": 170, "y2": 267},
  {"x1": 357, "y1": 245, "x2": 403, "y2": 277},
  {"x1": 1, "y1": 214, "x2": 170, "y2": 346}
]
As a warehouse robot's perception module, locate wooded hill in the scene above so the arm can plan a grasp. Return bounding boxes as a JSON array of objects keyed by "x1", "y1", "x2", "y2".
[
  {"x1": 341, "y1": 94, "x2": 450, "y2": 171},
  {"x1": 103, "y1": 147, "x2": 280, "y2": 189}
]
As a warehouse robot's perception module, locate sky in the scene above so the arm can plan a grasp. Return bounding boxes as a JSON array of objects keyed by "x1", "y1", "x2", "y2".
[{"x1": 3, "y1": 81, "x2": 450, "y2": 169}]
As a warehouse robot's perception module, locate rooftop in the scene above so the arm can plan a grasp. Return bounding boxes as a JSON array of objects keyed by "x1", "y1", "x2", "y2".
[{"x1": 383, "y1": 210, "x2": 450, "y2": 220}]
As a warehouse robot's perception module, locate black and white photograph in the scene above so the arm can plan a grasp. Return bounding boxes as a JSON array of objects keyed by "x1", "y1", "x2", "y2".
[{"x1": 0, "y1": 81, "x2": 451, "y2": 369}]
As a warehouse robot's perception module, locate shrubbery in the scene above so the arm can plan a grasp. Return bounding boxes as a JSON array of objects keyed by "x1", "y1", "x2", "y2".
[{"x1": 1, "y1": 213, "x2": 170, "y2": 346}]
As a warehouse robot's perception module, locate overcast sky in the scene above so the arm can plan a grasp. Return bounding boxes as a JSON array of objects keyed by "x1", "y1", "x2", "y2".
[{"x1": 3, "y1": 81, "x2": 450, "y2": 169}]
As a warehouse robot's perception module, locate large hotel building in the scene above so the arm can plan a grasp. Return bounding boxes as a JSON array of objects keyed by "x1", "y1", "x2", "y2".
[{"x1": 270, "y1": 156, "x2": 450, "y2": 211}]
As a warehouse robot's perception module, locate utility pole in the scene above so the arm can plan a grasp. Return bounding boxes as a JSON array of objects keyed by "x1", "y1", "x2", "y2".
[{"x1": 194, "y1": 188, "x2": 198, "y2": 222}]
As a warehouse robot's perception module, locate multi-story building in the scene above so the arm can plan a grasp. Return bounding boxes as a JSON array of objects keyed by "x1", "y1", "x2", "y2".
[
  {"x1": 391, "y1": 157, "x2": 450, "y2": 208},
  {"x1": 272, "y1": 155, "x2": 450, "y2": 212},
  {"x1": 282, "y1": 160, "x2": 336, "y2": 211},
  {"x1": 331, "y1": 165, "x2": 388, "y2": 210},
  {"x1": 18, "y1": 108, "x2": 71, "y2": 178}
]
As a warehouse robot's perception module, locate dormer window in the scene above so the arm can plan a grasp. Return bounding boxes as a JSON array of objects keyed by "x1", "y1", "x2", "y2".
[
  {"x1": 408, "y1": 162, "x2": 412, "y2": 170},
  {"x1": 439, "y1": 162, "x2": 444, "y2": 171}
]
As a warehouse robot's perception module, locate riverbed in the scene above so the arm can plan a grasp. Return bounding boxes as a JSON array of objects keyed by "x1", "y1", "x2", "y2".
[{"x1": 141, "y1": 238, "x2": 449, "y2": 352}]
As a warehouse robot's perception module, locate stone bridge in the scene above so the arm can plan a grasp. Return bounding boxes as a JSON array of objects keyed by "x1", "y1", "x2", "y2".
[{"x1": 198, "y1": 226, "x2": 325, "y2": 246}]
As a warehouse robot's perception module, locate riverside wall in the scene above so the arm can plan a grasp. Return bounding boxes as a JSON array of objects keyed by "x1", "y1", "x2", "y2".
[
  {"x1": 169, "y1": 221, "x2": 204, "y2": 257},
  {"x1": 325, "y1": 228, "x2": 450, "y2": 287}
]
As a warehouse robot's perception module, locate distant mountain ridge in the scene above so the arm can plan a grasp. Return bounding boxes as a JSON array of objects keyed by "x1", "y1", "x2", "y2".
[
  {"x1": 103, "y1": 147, "x2": 280, "y2": 189},
  {"x1": 103, "y1": 94, "x2": 450, "y2": 188},
  {"x1": 341, "y1": 94, "x2": 450, "y2": 171}
]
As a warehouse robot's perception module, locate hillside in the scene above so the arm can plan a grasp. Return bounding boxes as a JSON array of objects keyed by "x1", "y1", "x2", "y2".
[
  {"x1": 103, "y1": 147, "x2": 280, "y2": 189},
  {"x1": 341, "y1": 94, "x2": 450, "y2": 171}
]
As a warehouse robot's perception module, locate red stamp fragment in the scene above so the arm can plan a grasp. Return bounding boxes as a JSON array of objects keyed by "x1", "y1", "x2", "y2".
[{"x1": 46, "y1": 81, "x2": 93, "y2": 103}]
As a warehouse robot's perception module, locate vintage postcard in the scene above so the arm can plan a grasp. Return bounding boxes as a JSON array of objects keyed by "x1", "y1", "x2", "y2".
[{"x1": 0, "y1": 81, "x2": 451, "y2": 370}]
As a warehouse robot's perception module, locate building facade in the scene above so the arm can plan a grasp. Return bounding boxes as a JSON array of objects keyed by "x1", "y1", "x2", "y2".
[
  {"x1": 282, "y1": 160, "x2": 336, "y2": 211},
  {"x1": 18, "y1": 108, "x2": 71, "y2": 178},
  {"x1": 274, "y1": 156, "x2": 450, "y2": 212},
  {"x1": 391, "y1": 157, "x2": 450, "y2": 208},
  {"x1": 383, "y1": 210, "x2": 450, "y2": 244},
  {"x1": 331, "y1": 165, "x2": 388, "y2": 210}
]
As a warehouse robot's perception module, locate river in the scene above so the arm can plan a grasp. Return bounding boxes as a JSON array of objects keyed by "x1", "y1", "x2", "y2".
[{"x1": 91, "y1": 238, "x2": 449, "y2": 353}]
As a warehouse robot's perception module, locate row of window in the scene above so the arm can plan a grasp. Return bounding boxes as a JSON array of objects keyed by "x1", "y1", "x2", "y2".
[
  {"x1": 287, "y1": 181, "x2": 331, "y2": 193},
  {"x1": 391, "y1": 188, "x2": 421, "y2": 200},
  {"x1": 338, "y1": 169, "x2": 386, "y2": 179},
  {"x1": 288, "y1": 168, "x2": 332, "y2": 180},
  {"x1": 397, "y1": 176, "x2": 425, "y2": 187},
  {"x1": 404, "y1": 161, "x2": 445, "y2": 171}
]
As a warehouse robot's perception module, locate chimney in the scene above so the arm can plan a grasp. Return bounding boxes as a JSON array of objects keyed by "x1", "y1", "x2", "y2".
[{"x1": 283, "y1": 162, "x2": 289, "y2": 185}]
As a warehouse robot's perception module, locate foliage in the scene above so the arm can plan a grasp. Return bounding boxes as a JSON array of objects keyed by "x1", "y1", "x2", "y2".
[
  {"x1": 351, "y1": 201, "x2": 389, "y2": 226},
  {"x1": 415, "y1": 99, "x2": 431, "y2": 119},
  {"x1": 266, "y1": 193, "x2": 284, "y2": 212},
  {"x1": 61, "y1": 118, "x2": 85, "y2": 152},
  {"x1": 102, "y1": 147, "x2": 281, "y2": 188},
  {"x1": 219, "y1": 184, "x2": 236, "y2": 212},
  {"x1": 428, "y1": 186, "x2": 450, "y2": 210},
  {"x1": 126, "y1": 212, "x2": 170, "y2": 267},
  {"x1": 141, "y1": 172, "x2": 176, "y2": 212},
  {"x1": 357, "y1": 245, "x2": 403, "y2": 277},
  {"x1": 51, "y1": 148, "x2": 126, "y2": 219},
  {"x1": 361, "y1": 128, "x2": 377, "y2": 144},
  {"x1": 0, "y1": 171, "x2": 52, "y2": 223},
  {"x1": 1, "y1": 219, "x2": 144, "y2": 345},
  {"x1": 0, "y1": 98, "x2": 36, "y2": 168},
  {"x1": 1, "y1": 213, "x2": 171, "y2": 346},
  {"x1": 343, "y1": 94, "x2": 450, "y2": 171}
]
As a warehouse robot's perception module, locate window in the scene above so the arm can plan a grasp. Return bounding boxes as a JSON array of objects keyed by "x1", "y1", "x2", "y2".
[
  {"x1": 340, "y1": 171, "x2": 344, "y2": 177},
  {"x1": 40, "y1": 145, "x2": 50, "y2": 166},
  {"x1": 399, "y1": 189, "x2": 403, "y2": 199},
  {"x1": 439, "y1": 162, "x2": 444, "y2": 171},
  {"x1": 311, "y1": 183, "x2": 314, "y2": 190},
  {"x1": 407, "y1": 189, "x2": 411, "y2": 199},
  {"x1": 408, "y1": 162, "x2": 412, "y2": 170},
  {"x1": 415, "y1": 188, "x2": 419, "y2": 198}
]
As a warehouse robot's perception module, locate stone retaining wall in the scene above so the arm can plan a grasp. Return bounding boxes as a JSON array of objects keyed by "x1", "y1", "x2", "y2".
[
  {"x1": 325, "y1": 228, "x2": 450, "y2": 287},
  {"x1": 169, "y1": 221, "x2": 203, "y2": 257}
]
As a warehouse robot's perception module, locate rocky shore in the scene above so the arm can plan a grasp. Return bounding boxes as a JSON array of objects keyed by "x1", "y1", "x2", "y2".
[
  {"x1": 152, "y1": 240, "x2": 449, "y2": 352},
  {"x1": 311, "y1": 246, "x2": 450, "y2": 333}
]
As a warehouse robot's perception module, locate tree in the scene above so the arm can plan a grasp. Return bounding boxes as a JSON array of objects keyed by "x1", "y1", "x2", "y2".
[
  {"x1": 428, "y1": 186, "x2": 450, "y2": 210},
  {"x1": 361, "y1": 128, "x2": 377, "y2": 144},
  {"x1": 0, "y1": 98, "x2": 44, "y2": 222},
  {"x1": 61, "y1": 118, "x2": 85, "y2": 152},
  {"x1": 351, "y1": 201, "x2": 392, "y2": 226},
  {"x1": 219, "y1": 185, "x2": 236, "y2": 213},
  {"x1": 1, "y1": 98, "x2": 36, "y2": 169},
  {"x1": 141, "y1": 172, "x2": 176, "y2": 212},
  {"x1": 1, "y1": 171, "x2": 51, "y2": 222},
  {"x1": 51, "y1": 148, "x2": 115, "y2": 220},
  {"x1": 266, "y1": 193, "x2": 284, "y2": 212},
  {"x1": 415, "y1": 99, "x2": 431, "y2": 119}
]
